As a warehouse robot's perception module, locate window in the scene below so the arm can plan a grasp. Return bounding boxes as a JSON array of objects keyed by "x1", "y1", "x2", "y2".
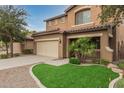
[
  {"x1": 75, "y1": 9, "x2": 91, "y2": 25},
  {"x1": 60, "y1": 17, "x2": 65, "y2": 23}
]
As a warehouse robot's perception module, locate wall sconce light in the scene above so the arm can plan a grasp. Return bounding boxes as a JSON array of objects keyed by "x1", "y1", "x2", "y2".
[{"x1": 59, "y1": 39, "x2": 61, "y2": 44}]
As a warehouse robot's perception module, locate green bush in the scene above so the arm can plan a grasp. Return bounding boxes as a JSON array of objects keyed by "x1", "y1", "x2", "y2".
[
  {"x1": 14, "y1": 53, "x2": 20, "y2": 57},
  {"x1": 23, "y1": 49, "x2": 33, "y2": 54},
  {"x1": 99, "y1": 59, "x2": 110, "y2": 66},
  {"x1": 69, "y1": 57, "x2": 80, "y2": 64},
  {"x1": 90, "y1": 59, "x2": 110, "y2": 65},
  {"x1": 0, "y1": 54, "x2": 8, "y2": 59},
  {"x1": 117, "y1": 63, "x2": 124, "y2": 69},
  {"x1": 119, "y1": 60, "x2": 124, "y2": 63},
  {"x1": 92, "y1": 59, "x2": 101, "y2": 64}
]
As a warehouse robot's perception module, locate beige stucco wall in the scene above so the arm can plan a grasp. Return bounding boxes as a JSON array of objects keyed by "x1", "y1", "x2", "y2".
[
  {"x1": 13, "y1": 42, "x2": 21, "y2": 54},
  {"x1": 116, "y1": 23, "x2": 124, "y2": 59},
  {"x1": 24, "y1": 41, "x2": 34, "y2": 49},
  {"x1": 46, "y1": 16, "x2": 68, "y2": 31},
  {"x1": 117, "y1": 24, "x2": 124, "y2": 42},
  {"x1": 100, "y1": 31, "x2": 113, "y2": 62},
  {"x1": 46, "y1": 5, "x2": 101, "y2": 31}
]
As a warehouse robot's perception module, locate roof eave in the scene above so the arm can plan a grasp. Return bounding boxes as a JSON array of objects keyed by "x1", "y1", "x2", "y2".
[{"x1": 44, "y1": 14, "x2": 67, "y2": 22}]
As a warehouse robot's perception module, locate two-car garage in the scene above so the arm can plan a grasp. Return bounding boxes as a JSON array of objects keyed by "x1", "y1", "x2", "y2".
[{"x1": 36, "y1": 39, "x2": 59, "y2": 58}]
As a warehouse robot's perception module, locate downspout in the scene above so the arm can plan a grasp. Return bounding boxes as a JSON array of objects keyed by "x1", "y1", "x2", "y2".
[{"x1": 112, "y1": 25, "x2": 118, "y2": 61}]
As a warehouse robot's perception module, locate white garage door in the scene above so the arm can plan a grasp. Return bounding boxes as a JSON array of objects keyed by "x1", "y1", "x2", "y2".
[{"x1": 36, "y1": 40, "x2": 59, "y2": 58}]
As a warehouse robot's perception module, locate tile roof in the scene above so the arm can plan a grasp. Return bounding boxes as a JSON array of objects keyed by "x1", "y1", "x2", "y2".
[
  {"x1": 44, "y1": 5, "x2": 76, "y2": 22},
  {"x1": 64, "y1": 5, "x2": 76, "y2": 13},
  {"x1": 32, "y1": 24, "x2": 111, "y2": 37},
  {"x1": 44, "y1": 14, "x2": 67, "y2": 22},
  {"x1": 65, "y1": 24, "x2": 111, "y2": 34},
  {"x1": 32, "y1": 28, "x2": 61, "y2": 37}
]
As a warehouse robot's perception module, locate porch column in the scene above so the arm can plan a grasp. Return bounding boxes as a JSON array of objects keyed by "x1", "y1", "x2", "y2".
[
  {"x1": 66, "y1": 38, "x2": 70, "y2": 58},
  {"x1": 100, "y1": 32, "x2": 113, "y2": 62}
]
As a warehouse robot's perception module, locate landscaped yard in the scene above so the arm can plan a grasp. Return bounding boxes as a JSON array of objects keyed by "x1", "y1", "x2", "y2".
[
  {"x1": 114, "y1": 78, "x2": 124, "y2": 88},
  {"x1": 32, "y1": 64, "x2": 119, "y2": 88},
  {"x1": 114, "y1": 61, "x2": 124, "y2": 88}
]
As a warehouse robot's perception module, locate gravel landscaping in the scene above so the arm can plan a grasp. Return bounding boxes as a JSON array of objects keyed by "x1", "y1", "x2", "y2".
[{"x1": 0, "y1": 65, "x2": 39, "y2": 88}]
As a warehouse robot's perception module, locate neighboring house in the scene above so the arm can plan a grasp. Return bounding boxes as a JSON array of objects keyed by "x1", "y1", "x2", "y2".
[
  {"x1": 0, "y1": 34, "x2": 34, "y2": 55},
  {"x1": 21, "y1": 33, "x2": 34, "y2": 52},
  {"x1": 32, "y1": 5, "x2": 124, "y2": 62}
]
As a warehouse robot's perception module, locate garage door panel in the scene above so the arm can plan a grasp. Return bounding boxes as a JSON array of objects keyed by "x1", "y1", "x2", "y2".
[{"x1": 36, "y1": 40, "x2": 59, "y2": 58}]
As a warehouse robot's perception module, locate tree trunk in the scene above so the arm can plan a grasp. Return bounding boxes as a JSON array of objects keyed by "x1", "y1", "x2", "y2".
[
  {"x1": 5, "y1": 42, "x2": 9, "y2": 57},
  {"x1": 10, "y1": 37, "x2": 13, "y2": 57}
]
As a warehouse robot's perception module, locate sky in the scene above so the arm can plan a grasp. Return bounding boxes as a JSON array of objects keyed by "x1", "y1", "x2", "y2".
[{"x1": 19, "y1": 5, "x2": 68, "y2": 32}]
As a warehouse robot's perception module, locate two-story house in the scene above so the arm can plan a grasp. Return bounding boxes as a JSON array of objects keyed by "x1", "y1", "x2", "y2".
[{"x1": 32, "y1": 5, "x2": 124, "y2": 62}]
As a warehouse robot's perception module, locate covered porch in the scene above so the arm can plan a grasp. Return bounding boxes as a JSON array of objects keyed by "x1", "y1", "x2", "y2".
[{"x1": 65, "y1": 25, "x2": 114, "y2": 62}]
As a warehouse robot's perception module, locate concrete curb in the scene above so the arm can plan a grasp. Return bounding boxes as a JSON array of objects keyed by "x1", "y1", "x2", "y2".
[
  {"x1": 29, "y1": 64, "x2": 46, "y2": 88},
  {"x1": 109, "y1": 73, "x2": 123, "y2": 88}
]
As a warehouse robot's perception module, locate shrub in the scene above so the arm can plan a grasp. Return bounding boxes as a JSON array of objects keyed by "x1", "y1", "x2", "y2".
[
  {"x1": 119, "y1": 60, "x2": 124, "y2": 63},
  {"x1": 0, "y1": 54, "x2": 8, "y2": 59},
  {"x1": 117, "y1": 63, "x2": 124, "y2": 69},
  {"x1": 69, "y1": 57, "x2": 80, "y2": 64},
  {"x1": 23, "y1": 49, "x2": 33, "y2": 54},
  {"x1": 92, "y1": 59, "x2": 101, "y2": 64},
  {"x1": 14, "y1": 53, "x2": 20, "y2": 57},
  {"x1": 90, "y1": 59, "x2": 110, "y2": 65},
  {"x1": 99, "y1": 59, "x2": 109, "y2": 66}
]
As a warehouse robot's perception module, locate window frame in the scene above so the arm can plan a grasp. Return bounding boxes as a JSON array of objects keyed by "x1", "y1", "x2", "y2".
[{"x1": 75, "y1": 9, "x2": 91, "y2": 25}]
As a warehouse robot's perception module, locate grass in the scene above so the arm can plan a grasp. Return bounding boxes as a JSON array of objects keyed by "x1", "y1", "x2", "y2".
[
  {"x1": 32, "y1": 64, "x2": 119, "y2": 88},
  {"x1": 114, "y1": 78, "x2": 124, "y2": 88}
]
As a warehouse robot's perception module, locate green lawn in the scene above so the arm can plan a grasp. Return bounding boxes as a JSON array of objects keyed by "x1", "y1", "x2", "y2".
[{"x1": 32, "y1": 64, "x2": 119, "y2": 88}]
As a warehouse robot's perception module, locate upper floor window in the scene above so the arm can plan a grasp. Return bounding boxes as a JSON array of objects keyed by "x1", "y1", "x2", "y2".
[
  {"x1": 60, "y1": 17, "x2": 66, "y2": 23},
  {"x1": 75, "y1": 9, "x2": 91, "y2": 25}
]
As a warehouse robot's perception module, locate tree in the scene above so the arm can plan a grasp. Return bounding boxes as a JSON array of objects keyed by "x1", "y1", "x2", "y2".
[
  {"x1": 69, "y1": 37, "x2": 96, "y2": 63},
  {"x1": 0, "y1": 35, "x2": 10, "y2": 56},
  {"x1": 99, "y1": 5, "x2": 124, "y2": 25},
  {"x1": 0, "y1": 5, "x2": 27, "y2": 57}
]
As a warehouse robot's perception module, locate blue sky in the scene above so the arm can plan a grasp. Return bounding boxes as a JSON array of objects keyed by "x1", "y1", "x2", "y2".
[{"x1": 20, "y1": 5, "x2": 68, "y2": 32}]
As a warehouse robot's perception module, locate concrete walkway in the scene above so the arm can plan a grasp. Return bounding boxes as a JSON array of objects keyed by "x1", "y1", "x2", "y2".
[{"x1": 0, "y1": 55, "x2": 54, "y2": 70}]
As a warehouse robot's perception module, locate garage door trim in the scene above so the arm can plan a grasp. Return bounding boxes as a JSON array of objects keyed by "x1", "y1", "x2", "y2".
[{"x1": 35, "y1": 38, "x2": 59, "y2": 42}]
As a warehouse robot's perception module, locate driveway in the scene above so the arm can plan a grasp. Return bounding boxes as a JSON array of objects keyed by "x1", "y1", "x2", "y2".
[
  {"x1": 0, "y1": 55, "x2": 68, "y2": 88},
  {"x1": 0, "y1": 55, "x2": 54, "y2": 70}
]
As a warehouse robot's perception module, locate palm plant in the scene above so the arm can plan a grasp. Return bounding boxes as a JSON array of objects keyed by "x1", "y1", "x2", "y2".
[{"x1": 69, "y1": 37, "x2": 96, "y2": 63}]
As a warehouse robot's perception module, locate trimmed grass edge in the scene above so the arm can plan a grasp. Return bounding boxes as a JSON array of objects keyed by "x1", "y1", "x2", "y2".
[
  {"x1": 109, "y1": 73, "x2": 123, "y2": 88},
  {"x1": 29, "y1": 64, "x2": 46, "y2": 88},
  {"x1": 31, "y1": 63, "x2": 121, "y2": 88}
]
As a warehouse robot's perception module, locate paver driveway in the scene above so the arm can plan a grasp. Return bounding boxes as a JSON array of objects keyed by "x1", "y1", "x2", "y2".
[
  {"x1": 0, "y1": 55, "x2": 54, "y2": 70},
  {"x1": 0, "y1": 55, "x2": 68, "y2": 88}
]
